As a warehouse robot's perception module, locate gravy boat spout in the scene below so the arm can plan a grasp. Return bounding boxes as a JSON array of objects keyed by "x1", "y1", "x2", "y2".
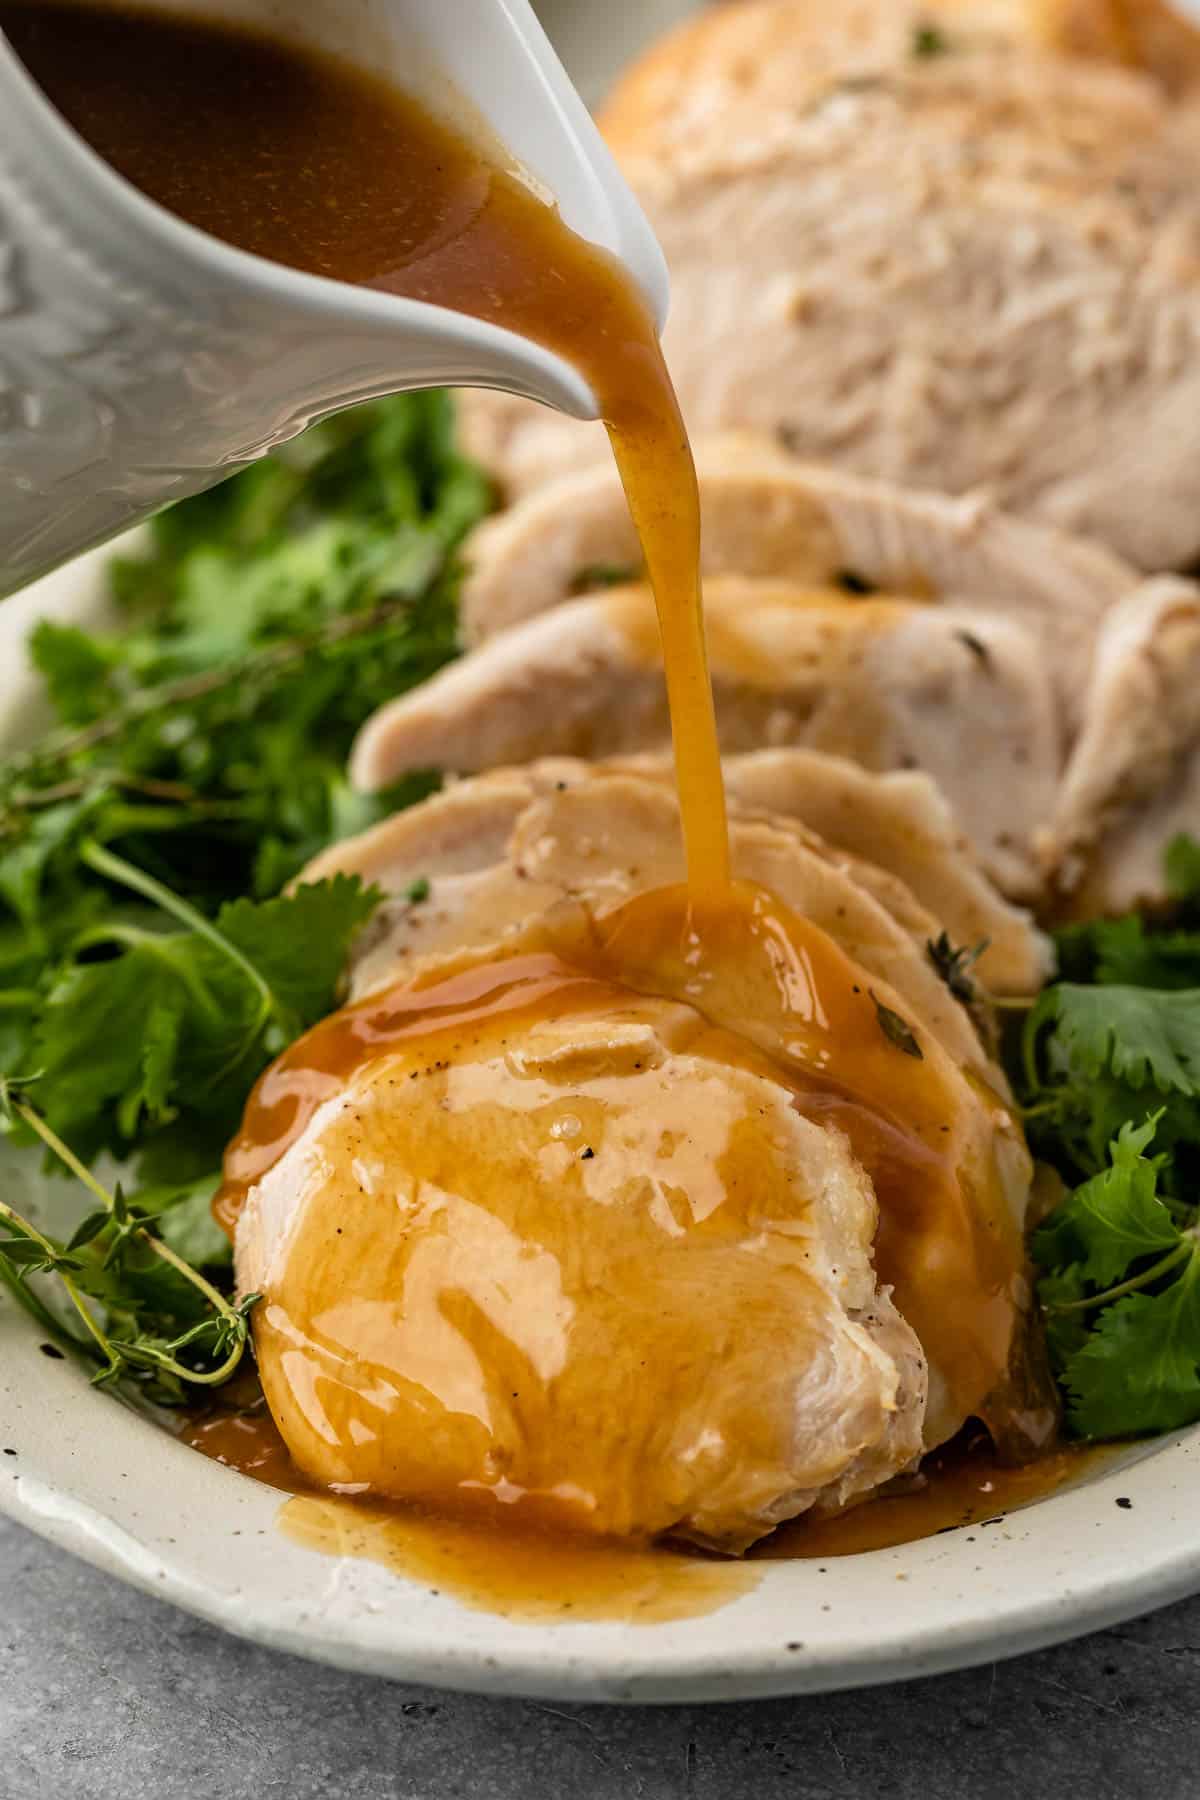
[{"x1": 0, "y1": 0, "x2": 668, "y2": 596}]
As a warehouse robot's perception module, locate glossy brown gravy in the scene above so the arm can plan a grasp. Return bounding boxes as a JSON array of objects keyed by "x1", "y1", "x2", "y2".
[
  {"x1": 184, "y1": 1400, "x2": 1094, "y2": 1622},
  {"x1": 1, "y1": 0, "x2": 728, "y2": 893},
  {"x1": 183, "y1": 1400, "x2": 758, "y2": 1626},
  {"x1": 215, "y1": 884, "x2": 1027, "y2": 1452},
  {"x1": 757, "y1": 1434, "x2": 1099, "y2": 1560}
]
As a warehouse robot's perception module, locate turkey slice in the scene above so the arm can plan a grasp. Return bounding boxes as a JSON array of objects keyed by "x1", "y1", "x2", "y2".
[
  {"x1": 459, "y1": 446, "x2": 1133, "y2": 696},
  {"x1": 350, "y1": 577, "x2": 1062, "y2": 899},
  {"x1": 307, "y1": 752, "x2": 1049, "y2": 1000},
  {"x1": 1040, "y1": 577, "x2": 1200, "y2": 909}
]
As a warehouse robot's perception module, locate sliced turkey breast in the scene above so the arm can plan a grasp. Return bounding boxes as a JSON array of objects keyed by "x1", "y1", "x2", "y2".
[
  {"x1": 231, "y1": 763, "x2": 1047, "y2": 1548},
  {"x1": 461, "y1": 7, "x2": 1200, "y2": 569},
  {"x1": 1040, "y1": 577, "x2": 1200, "y2": 910},
  {"x1": 459, "y1": 446, "x2": 1134, "y2": 717},
  {"x1": 718, "y1": 749, "x2": 1052, "y2": 996},
  {"x1": 351, "y1": 576, "x2": 1062, "y2": 899},
  {"x1": 306, "y1": 751, "x2": 1050, "y2": 999}
]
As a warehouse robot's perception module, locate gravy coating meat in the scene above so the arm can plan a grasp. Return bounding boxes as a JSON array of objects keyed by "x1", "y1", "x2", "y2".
[{"x1": 225, "y1": 763, "x2": 1054, "y2": 1548}]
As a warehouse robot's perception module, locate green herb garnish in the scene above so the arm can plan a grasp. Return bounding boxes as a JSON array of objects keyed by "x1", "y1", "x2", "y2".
[
  {"x1": 927, "y1": 931, "x2": 989, "y2": 1006},
  {"x1": 911, "y1": 22, "x2": 949, "y2": 58},
  {"x1": 834, "y1": 569, "x2": 877, "y2": 596},
  {"x1": 871, "y1": 990, "x2": 923, "y2": 1059},
  {"x1": 1020, "y1": 837, "x2": 1200, "y2": 1437}
]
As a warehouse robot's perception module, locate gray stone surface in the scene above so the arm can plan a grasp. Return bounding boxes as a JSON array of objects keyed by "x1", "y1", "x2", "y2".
[{"x1": 3, "y1": 1516, "x2": 1199, "y2": 1800}]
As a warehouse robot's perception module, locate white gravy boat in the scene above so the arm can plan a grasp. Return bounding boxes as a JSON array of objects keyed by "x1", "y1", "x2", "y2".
[{"x1": 0, "y1": 0, "x2": 668, "y2": 596}]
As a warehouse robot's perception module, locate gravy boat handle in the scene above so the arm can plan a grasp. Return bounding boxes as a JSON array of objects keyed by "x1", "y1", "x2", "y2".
[{"x1": 0, "y1": 0, "x2": 668, "y2": 595}]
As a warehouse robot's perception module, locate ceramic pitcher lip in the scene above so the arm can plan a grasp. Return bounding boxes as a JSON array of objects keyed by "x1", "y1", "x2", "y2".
[
  {"x1": 0, "y1": 19, "x2": 601, "y2": 420},
  {"x1": 0, "y1": 0, "x2": 671, "y2": 595}
]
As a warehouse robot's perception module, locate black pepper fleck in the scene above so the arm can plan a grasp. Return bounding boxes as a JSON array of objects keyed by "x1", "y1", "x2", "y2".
[
  {"x1": 39, "y1": 1343, "x2": 65, "y2": 1360},
  {"x1": 1115, "y1": 1496, "x2": 1133, "y2": 1510},
  {"x1": 581, "y1": 1147, "x2": 595, "y2": 1160}
]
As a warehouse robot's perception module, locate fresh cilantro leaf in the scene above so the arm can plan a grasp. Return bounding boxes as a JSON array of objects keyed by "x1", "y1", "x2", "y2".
[
  {"x1": 1037, "y1": 1266, "x2": 1092, "y2": 1368},
  {"x1": 31, "y1": 932, "x2": 197, "y2": 1155},
  {"x1": 1061, "y1": 1257, "x2": 1200, "y2": 1438},
  {"x1": 27, "y1": 622, "x2": 119, "y2": 727},
  {"x1": 1080, "y1": 915, "x2": 1200, "y2": 991},
  {"x1": 29, "y1": 875, "x2": 378, "y2": 1162},
  {"x1": 215, "y1": 876, "x2": 380, "y2": 1034},
  {"x1": 1029, "y1": 984, "x2": 1200, "y2": 1096},
  {"x1": 0, "y1": 792, "x2": 114, "y2": 930},
  {"x1": 1033, "y1": 1118, "x2": 1180, "y2": 1290}
]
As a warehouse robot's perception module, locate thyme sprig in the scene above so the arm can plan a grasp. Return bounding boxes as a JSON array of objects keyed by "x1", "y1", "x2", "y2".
[{"x1": 0, "y1": 1076, "x2": 258, "y2": 1394}]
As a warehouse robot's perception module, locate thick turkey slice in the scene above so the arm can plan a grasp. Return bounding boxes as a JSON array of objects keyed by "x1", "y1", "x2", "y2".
[
  {"x1": 719, "y1": 750, "x2": 1051, "y2": 996},
  {"x1": 1040, "y1": 577, "x2": 1200, "y2": 910},
  {"x1": 461, "y1": 7, "x2": 1200, "y2": 569},
  {"x1": 235, "y1": 764, "x2": 1044, "y2": 1547},
  {"x1": 307, "y1": 752, "x2": 1050, "y2": 999},
  {"x1": 463, "y1": 445, "x2": 1132, "y2": 657},
  {"x1": 238, "y1": 990, "x2": 927, "y2": 1550},
  {"x1": 459, "y1": 445, "x2": 1133, "y2": 708},
  {"x1": 350, "y1": 577, "x2": 1062, "y2": 898}
]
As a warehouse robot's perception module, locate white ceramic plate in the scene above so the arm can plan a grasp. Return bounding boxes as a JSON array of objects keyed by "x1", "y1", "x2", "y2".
[{"x1": 2, "y1": 547, "x2": 1200, "y2": 1703}]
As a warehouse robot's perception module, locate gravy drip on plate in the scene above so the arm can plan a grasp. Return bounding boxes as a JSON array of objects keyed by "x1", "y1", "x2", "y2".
[
  {"x1": 183, "y1": 1399, "x2": 755, "y2": 1624},
  {"x1": 1, "y1": 0, "x2": 728, "y2": 896},
  {"x1": 185, "y1": 1401, "x2": 1091, "y2": 1614}
]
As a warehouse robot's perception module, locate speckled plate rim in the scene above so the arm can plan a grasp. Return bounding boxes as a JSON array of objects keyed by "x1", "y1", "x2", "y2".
[
  {"x1": 2, "y1": 548, "x2": 1200, "y2": 1703},
  {"x1": 4, "y1": 1297, "x2": 1200, "y2": 1704}
]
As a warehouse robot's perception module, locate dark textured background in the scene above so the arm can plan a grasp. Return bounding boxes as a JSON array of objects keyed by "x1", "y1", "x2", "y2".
[{"x1": 4, "y1": 1514, "x2": 1200, "y2": 1800}]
